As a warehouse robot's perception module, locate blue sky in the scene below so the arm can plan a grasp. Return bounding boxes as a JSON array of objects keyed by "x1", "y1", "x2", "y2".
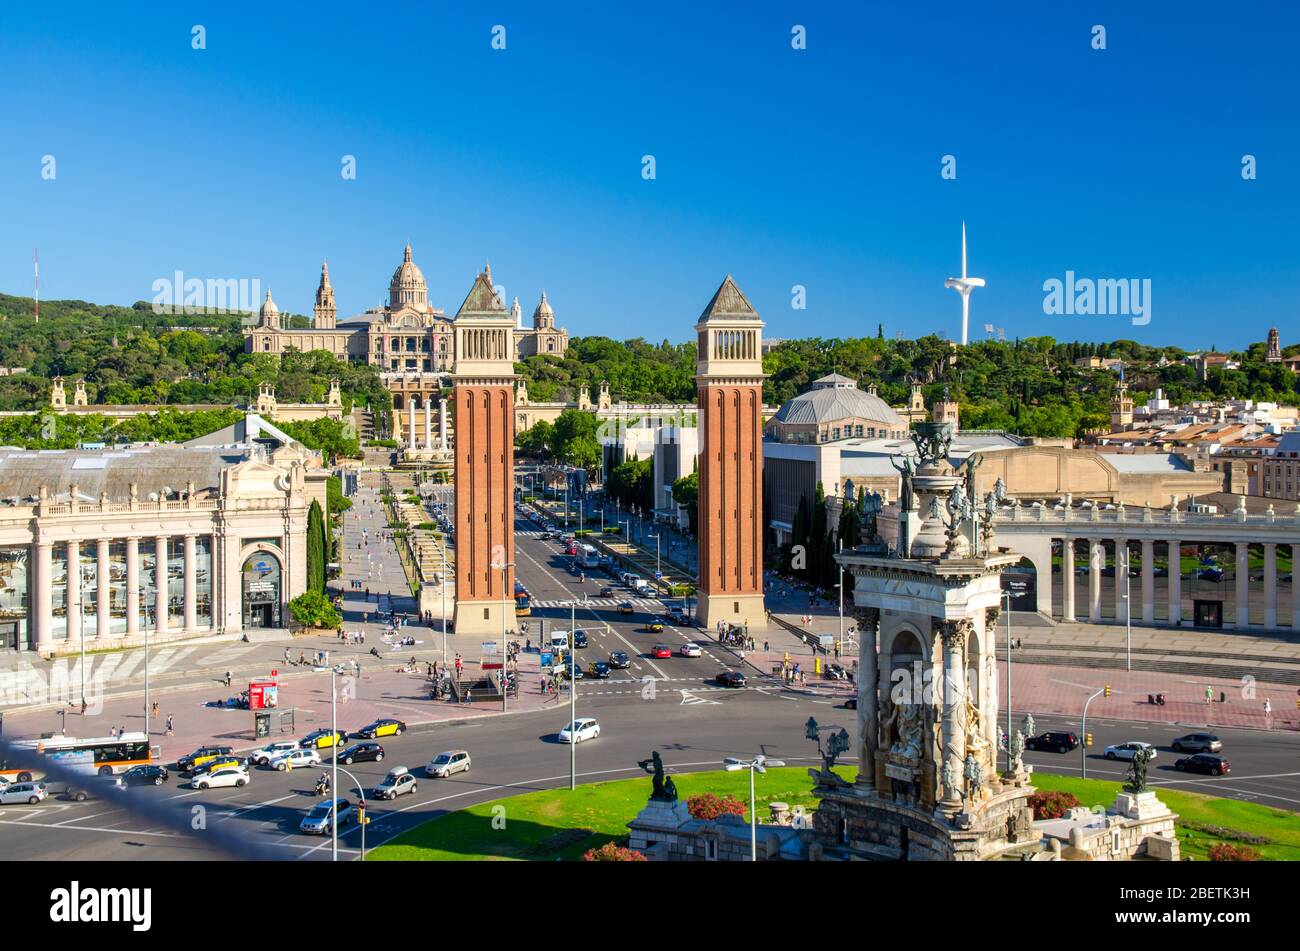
[{"x1": 1, "y1": 1, "x2": 1297, "y2": 350}]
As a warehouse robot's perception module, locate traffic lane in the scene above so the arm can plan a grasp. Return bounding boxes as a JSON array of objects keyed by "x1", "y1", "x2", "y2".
[
  {"x1": 3, "y1": 688, "x2": 824, "y2": 860},
  {"x1": 1018, "y1": 713, "x2": 1300, "y2": 809}
]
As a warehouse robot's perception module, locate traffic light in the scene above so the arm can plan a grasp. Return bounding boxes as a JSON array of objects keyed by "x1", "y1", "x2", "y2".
[
  {"x1": 1085, "y1": 733, "x2": 1094, "y2": 748},
  {"x1": 1104, "y1": 685, "x2": 1112, "y2": 698},
  {"x1": 358, "y1": 802, "x2": 368, "y2": 826}
]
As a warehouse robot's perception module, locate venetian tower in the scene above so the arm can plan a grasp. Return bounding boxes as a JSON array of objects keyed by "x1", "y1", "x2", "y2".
[
  {"x1": 314, "y1": 261, "x2": 337, "y2": 329},
  {"x1": 452, "y1": 265, "x2": 516, "y2": 635},
  {"x1": 694, "y1": 275, "x2": 766, "y2": 630}
]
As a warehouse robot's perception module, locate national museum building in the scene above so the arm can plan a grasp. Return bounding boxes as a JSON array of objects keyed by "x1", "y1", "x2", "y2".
[
  {"x1": 243, "y1": 245, "x2": 569, "y2": 409},
  {"x1": 0, "y1": 416, "x2": 325, "y2": 655}
]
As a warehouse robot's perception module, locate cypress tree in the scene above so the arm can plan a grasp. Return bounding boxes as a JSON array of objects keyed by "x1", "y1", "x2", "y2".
[{"x1": 307, "y1": 499, "x2": 326, "y2": 593}]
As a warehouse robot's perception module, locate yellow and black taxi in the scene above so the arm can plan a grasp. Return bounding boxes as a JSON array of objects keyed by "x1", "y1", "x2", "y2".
[
  {"x1": 617, "y1": 601, "x2": 635, "y2": 615},
  {"x1": 353, "y1": 718, "x2": 407, "y2": 739},
  {"x1": 299, "y1": 729, "x2": 348, "y2": 750},
  {"x1": 644, "y1": 621, "x2": 665, "y2": 633},
  {"x1": 190, "y1": 754, "x2": 245, "y2": 778},
  {"x1": 176, "y1": 745, "x2": 235, "y2": 774}
]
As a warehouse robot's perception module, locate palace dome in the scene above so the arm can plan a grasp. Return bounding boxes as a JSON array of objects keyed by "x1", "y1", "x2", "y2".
[{"x1": 389, "y1": 243, "x2": 428, "y2": 311}]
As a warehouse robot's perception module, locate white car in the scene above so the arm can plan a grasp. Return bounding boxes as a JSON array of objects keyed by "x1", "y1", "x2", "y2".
[
  {"x1": 425, "y1": 750, "x2": 471, "y2": 778},
  {"x1": 250, "y1": 741, "x2": 299, "y2": 766},
  {"x1": 558, "y1": 718, "x2": 600, "y2": 744},
  {"x1": 191, "y1": 767, "x2": 250, "y2": 790},
  {"x1": 1104, "y1": 741, "x2": 1157, "y2": 762},
  {"x1": 375, "y1": 767, "x2": 418, "y2": 800},
  {"x1": 679, "y1": 642, "x2": 702, "y2": 657},
  {"x1": 0, "y1": 781, "x2": 47, "y2": 805},
  {"x1": 270, "y1": 748, "x2": 322, "y2": 771}
]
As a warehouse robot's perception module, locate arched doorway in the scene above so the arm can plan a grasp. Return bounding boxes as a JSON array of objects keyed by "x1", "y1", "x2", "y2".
[{"x1": 242, "y1": 551, "x2": 282, "y2": 628}]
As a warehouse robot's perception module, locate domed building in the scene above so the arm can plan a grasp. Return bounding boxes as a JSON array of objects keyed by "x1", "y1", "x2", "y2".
[
  {"x1": 241, "y1": 244, "x2": 570, "y2": 411},
  {"x1": 765, "y1": 373, "x2": 908, "y2": 444}
]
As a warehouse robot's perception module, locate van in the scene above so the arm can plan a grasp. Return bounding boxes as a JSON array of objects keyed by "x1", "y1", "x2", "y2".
[
  {"x1": 550, "y1": 630, "x2": 571, "y2": 653},
  {"x1": 633, "y1": 579, "x2": 653, "y2": 596}
]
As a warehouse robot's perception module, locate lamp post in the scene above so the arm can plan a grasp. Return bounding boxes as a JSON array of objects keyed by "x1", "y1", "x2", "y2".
[
  {"x1": 1080, "y1": 686, "x2": 1106, "y2": 779},
  {"x1": 1003, "y1": 589, "x2": 1013, "y2": 772},
  {"x1": 724, "y1": 755, "x2": 784, "y2": 860},
  {"x1": 333, "y1": 764, "x2": 369, "y2": 860},
  {"x1": 490, "y1": 561, "x2": 515, "y2": 713},
  {"x1": 648, "y1": 532, "x2": 661, "y2": 578},
  {"x1": 331, "y1": 666, "x2": 339, "y2": 861},
  {"x1": 1123, "y1": 548, "x2": 1132, "y2": 672},
  {"x1": 569, "y1": 599, "x2": 577, "y2": 790}
]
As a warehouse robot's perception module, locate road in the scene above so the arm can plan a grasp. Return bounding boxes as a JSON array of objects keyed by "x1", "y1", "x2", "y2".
[{"x1": 4, "y1": 512, "x2": 1299, "y2": 860}]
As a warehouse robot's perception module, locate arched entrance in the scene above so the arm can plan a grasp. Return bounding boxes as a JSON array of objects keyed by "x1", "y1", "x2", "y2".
[{"x1": 242, "y1": 551, "x2": 282, "y2": 628}]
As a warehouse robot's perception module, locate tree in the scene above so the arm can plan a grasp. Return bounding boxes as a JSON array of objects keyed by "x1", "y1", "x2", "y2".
[
  {"x1": 515, "y1": 419, "x2": 554, "y2": 458},
  {"x1": 288, "y1": 590, "x2": 339, "y2": 630},
  {"x1": 671, "y1": 470, "x2": 698, "y2": 533},
  {"x1": 307, "y1": 500, "x2": 326, "y2": 593}
]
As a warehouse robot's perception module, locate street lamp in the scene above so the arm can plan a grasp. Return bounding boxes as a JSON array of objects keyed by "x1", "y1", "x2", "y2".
[
  {"x1": 1002, "y1": 589, "x2": 1013, "y2": 772},
  {"x1": 1122, "y1": 546, "x2": 1132, "y2": 672},
  {"x1": 436, "y1": 536, "x2": 448, "y2": 663},
  {"x1": 648, "y1": 532, "x2": 661, "y2": 578},
  {"x1": 1080, "y1": 685, "x2": 1107, "y2": 779},
  {"x1": 569, "y1": 599, "x2": 578, "y2": 790},
  {"x1": 490, "y1": 561, "x2": 515, "y2": 713},
  {"x1": 723, "y1": 754, "x2": 785, "y2": 860}
]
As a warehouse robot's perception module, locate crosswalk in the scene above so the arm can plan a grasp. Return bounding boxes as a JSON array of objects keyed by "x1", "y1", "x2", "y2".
[{"x1": 528, "y1": 597, "x2": 663, "y2": 609}]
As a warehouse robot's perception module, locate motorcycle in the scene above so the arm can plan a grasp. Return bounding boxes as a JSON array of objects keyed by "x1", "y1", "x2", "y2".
[{"x1": 314, "y1": 777, "x2": 331, "y2": 797}]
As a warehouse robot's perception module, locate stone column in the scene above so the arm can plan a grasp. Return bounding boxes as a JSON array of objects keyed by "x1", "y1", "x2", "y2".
[
  {"x1": 424, "y1": 400, "x2": 433, "y2": 449},
  {"x1": 1235, "y1": 541, "x2": 1250, "y2": 628},
  {"x1": 937, "y1": 619, "x2": 969, "y2": 808},
  {"x1": 407, "y1": 399, "x2": 418, "y2": 450},
  {"x1": 1263, "y1": 543, "x2": 1278, "y2": 629},
  {"x1": 155, "y1": 535, "x2": 169, "y2": 634},
  {"x1": 66, "y1": 540, "x2": 82, "y2": 646},
  {"x1": 1114, "y1": 537, "x2": 1128, "y2": 623},
  {"x1": 34, "y1": 540, "x2": 53, "y2": 652},
  {"x1": 96, "y1": 538, "x2": 111, "y2": 639},
  {"x1": 1061, "y1": 537, "x2": 1075, "y2": 621},
  {"x1": 1167, "y1": 539, "x2": 1182, "y2": 625},
  {"x1": 854, "y1": 607, "x2": 880, "y2": 793},
  {"x1": 125, "y1": 537, "x2": 140, "y2": 634},
  {"x1": 1140, "y1": 539, "x2": 1155, "y2": 624},
  {"x1": 1088, "y1": 539, "x2": 1103, "y2": 623},
  {"x1": 439, "y1": 398, "x2": 448, "y2": 449},
  {"x1": 184, "y1": 534, "x2": 198, "y2": 632}
]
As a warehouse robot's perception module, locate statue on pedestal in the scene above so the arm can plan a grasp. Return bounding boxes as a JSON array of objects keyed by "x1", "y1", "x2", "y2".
[
  {"x1": 1123, "y1": 745, "x2": 1153, "y2": 794},
  {"x1": 638, "y1": 751, "x2": 678, "y2": 802}
]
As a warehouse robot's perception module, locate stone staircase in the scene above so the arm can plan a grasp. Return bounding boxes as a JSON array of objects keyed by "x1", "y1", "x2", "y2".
[{"x1": 1013, "y1": 639, "x2": 1300, "y2": 686}]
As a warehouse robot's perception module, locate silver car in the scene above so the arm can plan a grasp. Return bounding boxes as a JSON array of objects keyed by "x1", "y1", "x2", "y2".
[{"x1": 425, "y1": 750, "x2": 471, "y2": 778}]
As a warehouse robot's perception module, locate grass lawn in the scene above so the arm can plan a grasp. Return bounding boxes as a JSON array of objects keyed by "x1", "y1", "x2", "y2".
[
  {"x1": 367, "y1": 765, "x2": 851, "y2": 861},
  {"x1": 1031, "y1": 773, "x2": 1299, "y2": 860},
  {"x1": 368, "y1": 766, "x2": 1297, "y2": 861}
]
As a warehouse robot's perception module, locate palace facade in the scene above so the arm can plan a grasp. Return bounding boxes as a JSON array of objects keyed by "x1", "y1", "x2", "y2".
[{"x1": 243, "y1": 246, "x2": 569, "y2": 409}]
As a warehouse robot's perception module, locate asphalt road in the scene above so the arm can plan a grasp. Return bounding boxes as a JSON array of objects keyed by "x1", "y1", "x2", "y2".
[{"x1": 4, "y1": 517, "x2": 1298, "y2": 860}]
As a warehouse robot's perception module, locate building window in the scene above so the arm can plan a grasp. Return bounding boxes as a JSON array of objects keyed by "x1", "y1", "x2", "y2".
[
  {"x1": 109, "y1": 540, "x2": 127, "y2": 634},
  {"x1": 196, "y1": 536, "x2": 213, "y2": 628},
  {"x1": 0, "y1": 546, "x2": 30, "y2": 649}
]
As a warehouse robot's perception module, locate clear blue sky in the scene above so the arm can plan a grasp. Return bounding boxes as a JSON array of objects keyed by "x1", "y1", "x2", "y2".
[{"x1": 1, "y1": 1, "x2": 1297, "y2": 350}]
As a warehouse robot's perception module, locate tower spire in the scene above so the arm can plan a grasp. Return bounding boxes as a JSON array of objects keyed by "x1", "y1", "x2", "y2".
[{"x1": 944, "y1": 221, "x2": 985, "y2": 346}]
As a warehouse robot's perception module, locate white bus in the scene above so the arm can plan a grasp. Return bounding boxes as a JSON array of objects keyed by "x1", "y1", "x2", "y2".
[
  {"x1": 4, "y1": 732, "x2": 154, "y2": 781},
  {"x1": 579, "y1": 544, "x2": 600, "y2": 569}
]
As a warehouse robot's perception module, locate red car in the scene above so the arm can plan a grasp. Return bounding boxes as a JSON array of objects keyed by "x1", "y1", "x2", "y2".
[{"x1": 650, "y1": 644, "x2": 673, "y2": 659}]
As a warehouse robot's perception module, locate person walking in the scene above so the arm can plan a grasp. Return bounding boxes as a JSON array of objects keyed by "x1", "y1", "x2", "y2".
[
  {"x1": 151, "y1": 701, "x2": 160, "y2": 719},
  {"x1": 1264, "y1": 697, "x2": 1272, "y2": 725},
  {"x1": 1205, "y1": 685, "x2": 1213, "y2": 705},
  {"x1": 165, "y1": 715, "x2": 174, "y2": 736},
  {"x1": 224, "y1": 671, "x2": 232, "y2": 688}
]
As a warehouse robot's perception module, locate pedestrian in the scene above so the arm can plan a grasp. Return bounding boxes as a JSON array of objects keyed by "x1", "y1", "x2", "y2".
[
  {"x1": 151, "y1": 701, "x2": 160, "y2": 719},
  {"x1": 764, "y1": 640, "x2": 770, "y2": 653},
  {"x1": 224, "y1": 670, "x2": 232, "y2": 688},
  {"x1": 165, "y1": 715, "x2": 174, "y2": 736},
  {"x1": 1205, "y1": 685, "x2": 1213, "y2": 705},
  {"x1": 1264, "y1": 697, "x2": 1272, "y2": 721},
  {"x1": 283, "y1": 647, "x2": 290, "y2": 664},
  {"x1": 299, "y1": 651, "x2": 306, "y2": 666},
  {"x1": 464, "y1": 687, "x2": 472, "y2": 705}
]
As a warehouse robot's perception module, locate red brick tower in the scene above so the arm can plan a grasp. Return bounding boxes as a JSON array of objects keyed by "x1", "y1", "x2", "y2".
[
  {"x1": 695, "y1": 275, "x2": 767, "y2": 631},
  {"x1": 452, "y1": 266, "x2": 516, "y2": 635}
]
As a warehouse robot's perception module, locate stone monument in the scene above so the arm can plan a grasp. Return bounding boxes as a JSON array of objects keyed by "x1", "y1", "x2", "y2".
[{"x1": 813, "y1": 424, "x2": 1039, "y2": 860}]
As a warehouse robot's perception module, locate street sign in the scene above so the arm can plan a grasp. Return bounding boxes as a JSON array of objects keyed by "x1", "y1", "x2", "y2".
[
  {"x1": 540, "y1": 651, "x2": 554, "y2": 668},
  {"x1": 480, "y1": 641, "x2": 498, "y2": 654},
  {"x1": 655, "y1": 571, "x2": 663, "y2": 580},
  {"x1": 818, "y1": 634, "x2": 834, "y2": 647}
]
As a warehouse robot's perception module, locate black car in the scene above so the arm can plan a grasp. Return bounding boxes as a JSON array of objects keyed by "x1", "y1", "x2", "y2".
[
  {"x1": 337, "y1": 742, "x2": 385, "y2": 765},
  {"x1": 175, "y1": 745, "x2": 234, "y2": 772},
  {"x1": 572, "y1": 630, "x2": 588, "y2": 649},
  {"x1": 599, "y1": 586, "x2": 615, "y2": 597},
  {"x1": 1024, "y1": 731, "x2": 1078, "y2": 754},
  {"x1": 1174, "y1": 754, "x2": 1230, "y2": 776},
  {"x1": 608, "y1": 650, "x2": 631, "y2": 669},
  {"x1": 716, "y1": 670, "x2": 747, "y2": 688},
  {"x1": 586, "y1": 661, "x2": 611, "y2": 679},
  {"x1": 117, "y1": 765, "x2": 170, "y2": 788}
]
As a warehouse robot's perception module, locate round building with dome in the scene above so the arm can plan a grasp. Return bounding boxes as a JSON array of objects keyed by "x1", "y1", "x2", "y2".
[{"x1": 765, "y1": 373, "x2": 908, "y2": 444}]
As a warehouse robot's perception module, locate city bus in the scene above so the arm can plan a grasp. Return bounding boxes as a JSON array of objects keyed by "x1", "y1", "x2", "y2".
[
  {"x1": 579, "y1": 544, "x2": 600, "y2": 569},
  {"x1": 4, "y1": 731, "x2": 154, "y2": 781},
  {"x1": 514, "y1": 582, "x2": 532, "y2": 617}
]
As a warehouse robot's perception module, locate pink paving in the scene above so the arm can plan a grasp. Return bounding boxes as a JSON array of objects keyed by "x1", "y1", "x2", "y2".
[{"x1": 4, "y1": 652, "x2": 557, "y2": 758}]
